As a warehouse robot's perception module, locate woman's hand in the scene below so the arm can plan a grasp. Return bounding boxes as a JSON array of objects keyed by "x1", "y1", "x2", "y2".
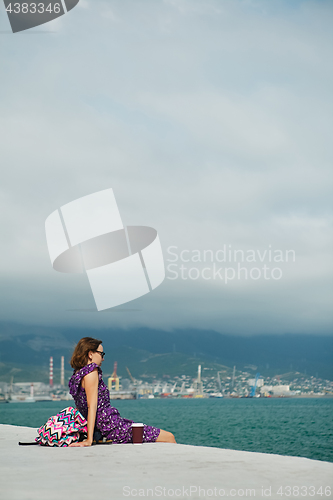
[{"x1": 69, "y1": 439, "x2": 92, "y2": 447}]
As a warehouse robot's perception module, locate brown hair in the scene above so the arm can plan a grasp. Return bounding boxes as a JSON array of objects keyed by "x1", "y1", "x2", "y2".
[{"x1": 70, "y1": 337, "x2": 103, "y2": 370}]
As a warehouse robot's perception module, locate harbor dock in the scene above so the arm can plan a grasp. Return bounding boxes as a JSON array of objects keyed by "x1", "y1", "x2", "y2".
[{"x1": 1, "y1": 424, "x2": 332, "y2": 500}]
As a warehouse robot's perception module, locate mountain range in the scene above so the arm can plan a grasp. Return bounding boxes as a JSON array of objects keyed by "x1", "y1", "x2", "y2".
[{"x1": 0, "y1": 322, "x2": 332, "y2": 383}]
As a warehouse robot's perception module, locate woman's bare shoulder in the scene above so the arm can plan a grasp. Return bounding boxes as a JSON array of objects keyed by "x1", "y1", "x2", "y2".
[{"x1": 81, "y1": 366, "x2": 98, "y2": 388}]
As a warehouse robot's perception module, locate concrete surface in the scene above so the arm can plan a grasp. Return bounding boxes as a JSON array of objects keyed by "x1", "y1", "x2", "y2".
[{"x1": 0, "y1": 424, "x2": 332, "y2": 500}]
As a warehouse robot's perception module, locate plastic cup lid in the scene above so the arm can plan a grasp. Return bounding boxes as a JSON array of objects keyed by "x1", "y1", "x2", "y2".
[{"x1": 132, "y1": 423, "x2": 144, "y2": 427}]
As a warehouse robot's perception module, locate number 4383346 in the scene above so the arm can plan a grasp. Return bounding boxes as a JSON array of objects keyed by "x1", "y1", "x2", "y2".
[
  {"x1": 277, "y1": 486, "x2": 332, "y2": 497},
  {"x1": 6, "y1": 3, "x2": 61, "y2": 14}
]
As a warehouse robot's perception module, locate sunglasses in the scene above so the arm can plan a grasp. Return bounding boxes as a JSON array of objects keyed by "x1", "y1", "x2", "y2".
[{"x1": 95, "y1": 350, "x2": 105, "y2": 358}]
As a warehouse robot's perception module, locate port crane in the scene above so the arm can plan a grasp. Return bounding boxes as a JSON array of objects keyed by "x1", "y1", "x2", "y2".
[
  {"x1": 216, "y1": 371, "x2": 225, "y2": 395},
  {"x1": 231, "y1": 365, "x2": 236, "y2": 389},
  {"x1": 249, "y1": 372, "x2": 260, "y2": 397},
  {"x1": 108, "y1": 362, "x2": 120, "y2": 391},
  {"x1": 125, "y1": 366, "x2": 137, "y2": 388},
  {"x1": 171, "y1": 382, "x2": 177, "y2": 394}
]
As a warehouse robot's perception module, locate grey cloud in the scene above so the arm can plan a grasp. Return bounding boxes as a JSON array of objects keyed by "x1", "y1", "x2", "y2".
[{"x1": 0, "y1": 0, "x2": 332, "y2": 334}]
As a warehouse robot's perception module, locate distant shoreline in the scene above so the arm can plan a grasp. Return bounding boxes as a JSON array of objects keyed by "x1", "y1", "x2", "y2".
[{"x1": 1, "y1": 394, "x2": 333, "y2": 404}]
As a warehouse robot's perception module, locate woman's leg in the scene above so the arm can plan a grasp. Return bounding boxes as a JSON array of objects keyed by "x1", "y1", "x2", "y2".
[{"x1": 156, "y1": 429, "x2": 176, "y2": 443}]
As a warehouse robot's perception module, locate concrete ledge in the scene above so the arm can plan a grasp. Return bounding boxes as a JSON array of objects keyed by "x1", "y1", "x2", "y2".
[{"x1": 1, "y1": 424, "x2": 332, "y2": 500}]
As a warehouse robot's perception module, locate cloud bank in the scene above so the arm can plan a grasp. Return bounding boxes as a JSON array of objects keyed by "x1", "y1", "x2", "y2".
[{"x1": 0, "y1": 0, "x2": 332, "y2": 335}]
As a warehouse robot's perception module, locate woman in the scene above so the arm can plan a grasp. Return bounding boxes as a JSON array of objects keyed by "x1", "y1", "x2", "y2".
[{"x1": 68, "y1": 337, "x2": 176, "y2": 447}]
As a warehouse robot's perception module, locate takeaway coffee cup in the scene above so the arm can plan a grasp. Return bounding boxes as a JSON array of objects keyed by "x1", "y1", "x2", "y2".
[{"x1": 132, "y1": 423, "x2": 144, "y2": 444}]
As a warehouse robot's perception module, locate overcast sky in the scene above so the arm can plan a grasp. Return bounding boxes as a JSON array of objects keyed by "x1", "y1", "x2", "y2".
[{"x1": 0, "y1": 0, "x2": 332, "y2": 335}]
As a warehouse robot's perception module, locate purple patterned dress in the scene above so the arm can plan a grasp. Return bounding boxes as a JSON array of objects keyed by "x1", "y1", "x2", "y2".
[{"x1": 68, "y1": 362, "x2": 160, "y2": 444}]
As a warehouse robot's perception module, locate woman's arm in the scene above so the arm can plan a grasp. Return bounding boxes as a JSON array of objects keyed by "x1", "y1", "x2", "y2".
[{"x1": 69, "y1": 368, "x2": 98, "y2": 447}]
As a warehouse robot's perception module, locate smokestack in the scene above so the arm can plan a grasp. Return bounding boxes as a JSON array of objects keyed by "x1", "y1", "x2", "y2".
[
  {"x1": 61, "y1": 356, "x2": 64, "y2": 386},
  {"x1": 30, "y1": 383, "x2": 34, "y2": 398},
  {"x1": 198, "y1": 365, "x2": 201, "y2": 383},
  {"x1": 49, "y1": 356, "x2": 53, "y2": 387}
]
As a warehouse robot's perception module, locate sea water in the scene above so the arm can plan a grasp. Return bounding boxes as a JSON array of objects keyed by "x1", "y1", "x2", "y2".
[{"x1": 1, "y1": 397, "x2": 332, "y2": 462}]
